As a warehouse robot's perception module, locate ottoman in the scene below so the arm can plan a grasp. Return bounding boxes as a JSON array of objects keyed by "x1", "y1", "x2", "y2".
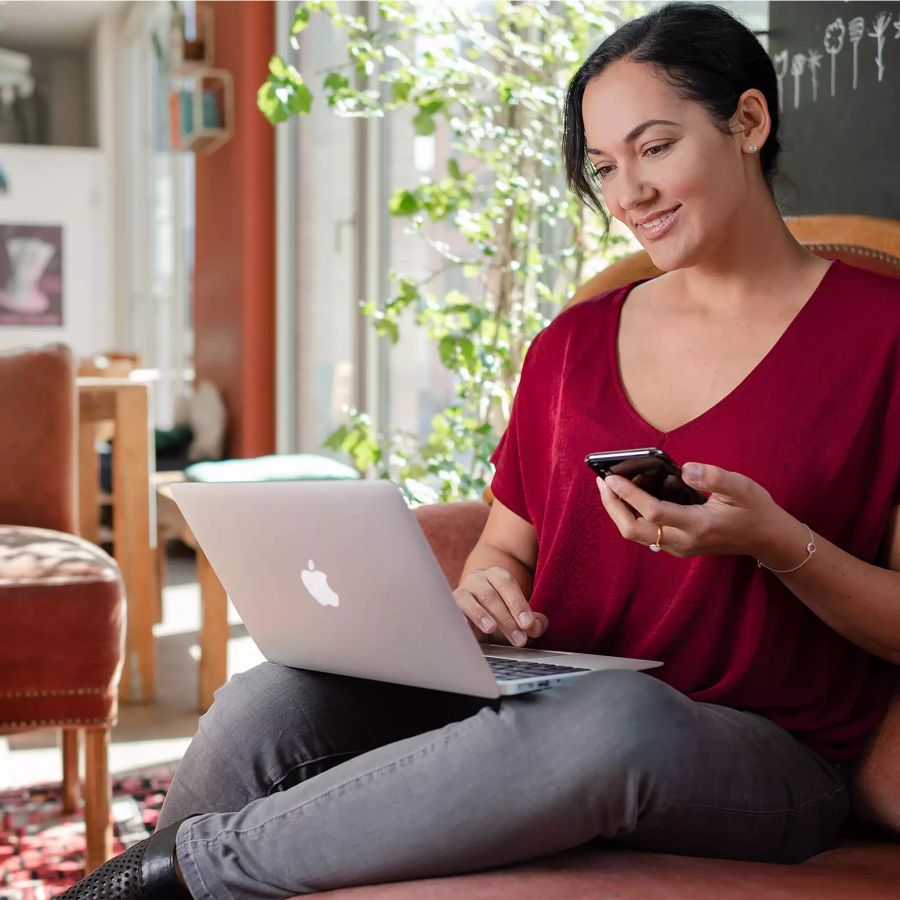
[{"x1": 0, "y1": 525, "x2": 124, "y2": 871}]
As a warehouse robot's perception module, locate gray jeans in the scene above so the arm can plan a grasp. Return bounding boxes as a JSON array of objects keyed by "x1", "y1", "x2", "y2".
[{"x1": 158, "y1": 663, "x2": 851, "y2": 899}]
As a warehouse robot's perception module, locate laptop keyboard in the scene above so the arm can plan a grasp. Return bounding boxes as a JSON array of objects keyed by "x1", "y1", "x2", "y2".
[{"x1": 484, "y1": 656, "x2": 591, "y2": 682}]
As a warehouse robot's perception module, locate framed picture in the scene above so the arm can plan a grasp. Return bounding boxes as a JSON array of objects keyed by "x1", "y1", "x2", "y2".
[{"x1": 0, "y1": 224, "x2": 64, "y2": 326}]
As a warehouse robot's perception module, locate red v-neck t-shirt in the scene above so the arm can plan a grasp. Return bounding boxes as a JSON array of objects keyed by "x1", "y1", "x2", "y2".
[{"x1": 490, "y1": 260, "x2": 900, "y2": 761}]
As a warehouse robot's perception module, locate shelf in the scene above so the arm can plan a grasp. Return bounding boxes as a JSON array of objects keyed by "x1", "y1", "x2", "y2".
[{"x1": 169, "y1": 68, "x2": 233, "y2": 155}]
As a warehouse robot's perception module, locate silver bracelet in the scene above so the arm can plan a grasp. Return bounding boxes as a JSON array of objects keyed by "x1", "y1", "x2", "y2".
[{"x1": 757, "y1": 525, "x2": 816, "y2": 574}]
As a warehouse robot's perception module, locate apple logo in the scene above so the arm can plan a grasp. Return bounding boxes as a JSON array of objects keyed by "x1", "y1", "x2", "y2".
[{"x1": 301, "y1": 559, "x2": 340, "y2": 607}]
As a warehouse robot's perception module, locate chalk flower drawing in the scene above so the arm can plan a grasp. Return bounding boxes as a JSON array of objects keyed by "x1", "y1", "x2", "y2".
[
  {"x1": 868, "y1": 12, "x2": 893, "y2": 83},
  {"x1": 848, "y1": 16, "x2": 865, "y2": 89},
  {"x1": 824, "y1": 18, "x2": 846, "y2": 97},
  {"x1": 790, "y1": 53, "x2": 807, "y2": 108},
  {"x1": 773, "y1": 49, "x2": 789, "y2": 113},
  {"x1": 806, "y1": 48, "x2": 823, "y2": 102}
]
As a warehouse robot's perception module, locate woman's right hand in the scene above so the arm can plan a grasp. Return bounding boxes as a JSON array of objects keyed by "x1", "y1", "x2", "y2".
[{"x1": 453, "y1": 567, "x2": 549, "y2": 647}]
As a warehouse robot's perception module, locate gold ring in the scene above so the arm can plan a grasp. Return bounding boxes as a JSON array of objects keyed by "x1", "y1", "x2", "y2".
[{"x1": 649, "y1": 525, "x2": 664, "y2": 552}]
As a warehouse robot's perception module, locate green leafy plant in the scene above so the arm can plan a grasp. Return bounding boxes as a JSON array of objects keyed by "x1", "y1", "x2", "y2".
[{"x1": 260, "y1": 0, "x2": 642, "y2": 504}]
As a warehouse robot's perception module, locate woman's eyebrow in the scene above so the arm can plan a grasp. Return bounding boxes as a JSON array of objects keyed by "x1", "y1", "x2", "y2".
[{"x1": 586, "y1": 118, "x2": 682, "y2": 155}]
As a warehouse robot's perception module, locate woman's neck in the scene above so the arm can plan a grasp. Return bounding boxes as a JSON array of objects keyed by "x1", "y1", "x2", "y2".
[{"x1": 674, "y1": 197, "x2": 829, "y2": 319}]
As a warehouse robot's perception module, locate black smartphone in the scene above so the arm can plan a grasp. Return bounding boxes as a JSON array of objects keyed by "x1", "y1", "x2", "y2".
[{"x1": 585, "y1": 448, "x2": 707, "y2": 505}]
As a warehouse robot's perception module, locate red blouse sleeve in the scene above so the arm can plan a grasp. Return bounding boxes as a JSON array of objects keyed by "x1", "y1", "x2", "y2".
[{"x1": 488, "y1": 333, "x2": 547, "y2": 524}]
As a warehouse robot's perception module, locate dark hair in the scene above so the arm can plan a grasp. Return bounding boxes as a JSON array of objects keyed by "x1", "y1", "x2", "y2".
[{"x1": 563, "y1": 2, "x2": 780, "y2": 227}]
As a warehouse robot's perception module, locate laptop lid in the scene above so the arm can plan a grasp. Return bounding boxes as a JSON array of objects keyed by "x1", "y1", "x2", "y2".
[{"x1": 170, "y1": 480, "x2": 505, "y2": 698}]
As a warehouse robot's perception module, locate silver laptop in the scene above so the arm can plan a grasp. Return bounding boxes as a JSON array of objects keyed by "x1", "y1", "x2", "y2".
[{"x1": 170, "y1": 480, "x2": 662, "y2": 697}]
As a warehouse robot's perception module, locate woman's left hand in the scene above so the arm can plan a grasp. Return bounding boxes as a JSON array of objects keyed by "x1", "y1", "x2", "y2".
[{"x1": 597, "y1": 462, "x2": 789, "y2": 559}]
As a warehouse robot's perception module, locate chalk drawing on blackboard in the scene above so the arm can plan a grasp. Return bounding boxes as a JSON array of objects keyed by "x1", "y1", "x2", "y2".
[
  {"x1": 791, "y1": 53, "x2": 807, "y2": 108},
  {"x1": 849, "y1": 17, "x2": 865, "y2": 89},
  {"x1": 773, "y1": 49, "x2": 789, "y2": 113},
  {"x1": 868, "y1": 12, "x2": 893, "y2": 83},
  {"x1": 824, "y1": 18, "x2": 846, "y2": 98},
  {"x1": 895, "y1": 18, "x2": 900, "y2": 40},
  {"x1": 806, "y1": 49, "x2": 823, "y2": 103}
]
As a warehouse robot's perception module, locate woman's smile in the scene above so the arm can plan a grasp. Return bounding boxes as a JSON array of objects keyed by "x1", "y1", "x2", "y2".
[{"x1": 636, "y1": 205, "x2": 681, "y2": 240}]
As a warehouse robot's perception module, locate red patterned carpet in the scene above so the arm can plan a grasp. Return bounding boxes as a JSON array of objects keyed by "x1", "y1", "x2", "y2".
[{"x1": 0, "y1": 770, "x2": 173, "y2": 898}]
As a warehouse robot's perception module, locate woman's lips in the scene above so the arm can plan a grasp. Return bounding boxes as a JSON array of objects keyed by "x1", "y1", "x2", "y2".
[{"x1": 637, "y1": 206, "x2": 680, "y2": 240}]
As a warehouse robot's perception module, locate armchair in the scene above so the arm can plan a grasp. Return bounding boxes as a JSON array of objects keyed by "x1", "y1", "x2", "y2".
[
  {"x1": 305, "y1": 215, "x2": 900, "y2": 897},
  {"x1": 0, "y1": 344, "x2": 125, "y2": 873}
]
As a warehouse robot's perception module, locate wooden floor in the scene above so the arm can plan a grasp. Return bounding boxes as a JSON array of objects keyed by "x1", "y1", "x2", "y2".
[{"x1": 0, "y1": 545, "x2": 265, "y2": 789}]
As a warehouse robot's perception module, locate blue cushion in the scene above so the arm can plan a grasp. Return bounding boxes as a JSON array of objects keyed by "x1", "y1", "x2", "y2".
[{"x1": 184, "y1": 453, "x2": 359, "y2": 484}]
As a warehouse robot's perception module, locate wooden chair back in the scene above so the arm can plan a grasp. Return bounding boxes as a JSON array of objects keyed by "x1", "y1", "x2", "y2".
[{"x1": 569, "y1": 214, "x2": 900, "y2": 306}]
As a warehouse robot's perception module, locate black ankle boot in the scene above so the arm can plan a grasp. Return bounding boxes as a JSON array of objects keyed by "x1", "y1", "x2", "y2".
[{"x1": 60, "y1": 817, "x2": 193, "y2": 899}]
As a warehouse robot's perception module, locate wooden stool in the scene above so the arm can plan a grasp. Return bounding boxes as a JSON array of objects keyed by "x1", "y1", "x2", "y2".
[{"x1": 156, "y1": 482, "x2": 229, "y2": 711}]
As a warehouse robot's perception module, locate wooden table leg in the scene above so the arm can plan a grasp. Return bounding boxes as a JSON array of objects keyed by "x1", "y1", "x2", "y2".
[
  {"x1": 78, "y1": 422, "x2": 99, "y2": 545},
  {"x1": 62, "y1": 729, "x2": 81, "y2": 813},
  {"x1": 84, "y1": 728, "x2": 112, "y2": 873},
  {"x1": 155, "y1": 529, "x2": 167, "y2": 626},
  {"x1": 197, "y1": 547, "x2": 229, "y2": 712},
  {"x1": 113, "y1": 385, "x2": 157, "y2": 702}
]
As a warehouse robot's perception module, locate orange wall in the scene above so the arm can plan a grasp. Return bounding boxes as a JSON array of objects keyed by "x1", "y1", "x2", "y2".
[{"x1": 194, "y1": 0, "x2": 275, "y2": 458}]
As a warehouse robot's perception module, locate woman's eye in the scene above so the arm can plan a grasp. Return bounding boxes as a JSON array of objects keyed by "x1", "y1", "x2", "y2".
[{"x1": 593, "y1": 143, "x2": 671, "y2": 179}]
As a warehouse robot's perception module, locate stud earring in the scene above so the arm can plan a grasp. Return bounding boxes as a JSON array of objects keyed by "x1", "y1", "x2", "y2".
[{"x1": 747, "y1": 144, "x2": 758, "y2": 153}]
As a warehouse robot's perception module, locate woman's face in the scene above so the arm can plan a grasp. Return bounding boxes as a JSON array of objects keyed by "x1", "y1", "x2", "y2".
[{"x1": 582, "y1": 59, "x2": 749, "y2": 271}]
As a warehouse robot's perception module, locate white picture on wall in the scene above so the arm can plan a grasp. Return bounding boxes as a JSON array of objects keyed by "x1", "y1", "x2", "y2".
[{"x1": 0, "y1": 224, "x2": 63, "y2": 326}]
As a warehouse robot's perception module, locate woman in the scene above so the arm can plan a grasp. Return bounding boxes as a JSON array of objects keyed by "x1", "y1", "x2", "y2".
[{"x1": 65, "y1": 4, "x2": 900, "y2": 898}]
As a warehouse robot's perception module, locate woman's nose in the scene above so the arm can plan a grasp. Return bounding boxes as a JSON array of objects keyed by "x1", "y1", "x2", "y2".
[{"x1": 616, "y1": 170, "x2": 657, "y2": 218}]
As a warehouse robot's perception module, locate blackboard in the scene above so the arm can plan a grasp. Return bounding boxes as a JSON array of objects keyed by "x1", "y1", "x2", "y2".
[{"x1": 767, "y1": 1, "x2": 900, "y2": 217}]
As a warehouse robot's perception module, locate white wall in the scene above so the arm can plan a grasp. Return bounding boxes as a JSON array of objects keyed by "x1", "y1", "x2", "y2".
[
  {"x1": 91, "y1": 11, "x2": 118, "y2": 345},
  {"x1": 0, "y1": 145, "x2": 114, "y2": 356},
  {"x1": 0, "y1": 4, "x2": 122, "y2": 360}
]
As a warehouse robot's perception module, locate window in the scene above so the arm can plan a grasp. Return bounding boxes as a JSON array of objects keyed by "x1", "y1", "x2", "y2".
[{"x1": 119, "y1": 1, "x2": 194, "y2": 427}]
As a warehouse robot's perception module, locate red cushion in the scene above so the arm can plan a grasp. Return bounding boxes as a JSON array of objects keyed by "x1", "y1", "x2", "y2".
[
  {"x1": 0, "y1": 526, "x2": 124, "y2": 732},
  {"x1": 413, "y1": 502, "x2": 489, "y2": 588},
  {"x1": 295, "y1": 838, "x2": 900, "y2": 899}
]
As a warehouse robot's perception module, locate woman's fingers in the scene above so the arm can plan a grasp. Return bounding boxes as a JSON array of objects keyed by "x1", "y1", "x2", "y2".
[
  {"x1": 454, "y1": 568, "x2": 544, "y2": 647},
  {"x1": 452, "y1": 587, "x2": 498, "y2": 640},
  {"x1": 602, "y1": 475, "x2": 697, "y2": 528},
  {"x1": 597, "y1": 475, "x2": 652, "y2": 540},
  {"x1": 596, "y1": 465, "x2": 777, "y2": 559},
  {"x1": 597, "y1": 475, "x2": 691, "y2": 554},
  {"x1": 528, "y1": 611, "x2": 550, "y2": 639},
  {"x1": 481, "y1": 568, "x2": 539, "y2": 645}
]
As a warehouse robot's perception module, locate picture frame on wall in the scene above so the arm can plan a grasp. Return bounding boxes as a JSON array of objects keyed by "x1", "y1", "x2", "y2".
[{"x1": 0, "y1": 223, "x2": 64, "y2": 326}]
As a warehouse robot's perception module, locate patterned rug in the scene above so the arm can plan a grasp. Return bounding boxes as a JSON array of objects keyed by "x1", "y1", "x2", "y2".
[{"x1": 0, "y1": 770, "x2": 173, "y2": 898}]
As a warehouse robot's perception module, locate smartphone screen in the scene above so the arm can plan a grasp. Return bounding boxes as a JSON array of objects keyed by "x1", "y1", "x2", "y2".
[{"x1": 585, "y1": 448, "x2": 707, "y2": 505}]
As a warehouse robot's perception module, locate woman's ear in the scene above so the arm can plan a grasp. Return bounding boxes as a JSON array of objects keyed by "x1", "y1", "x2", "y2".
[{"x1": 731, "y1": 88, "x2": 770, "y2": 150}]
